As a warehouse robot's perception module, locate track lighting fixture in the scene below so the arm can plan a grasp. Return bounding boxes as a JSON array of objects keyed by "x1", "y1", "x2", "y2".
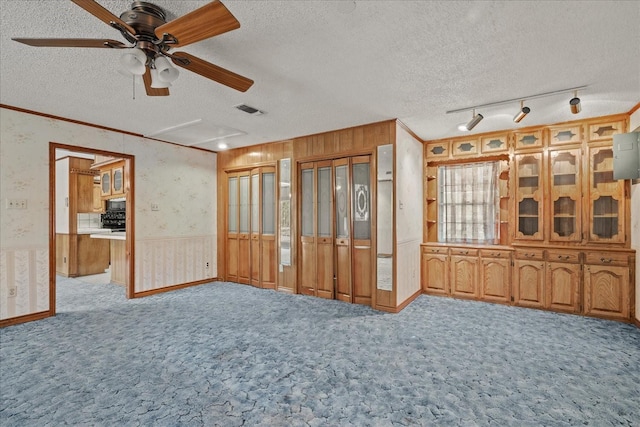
[
  {"x1": 460, "y1": 109, "x2": 483, "y2": 131},
  {"x1": 570, "y1": 91, "x2": 581, "y2": 114},
  {"x1": 513, "y1": 101, "x2": 530, "y2": 123},
  {"x1": 447, "y1": 85, "x2": 587, "y2": 129}
]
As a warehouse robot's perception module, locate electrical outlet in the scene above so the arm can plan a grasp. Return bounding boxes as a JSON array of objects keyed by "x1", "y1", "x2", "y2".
[
  {"x1": 5, "y1": 199, "x2": 27, "y2": 209},
  {"x1": 151, "y1": 203, "x2": 159, "y2": 211},
  {"x1": 8, "y1": 287, "x2": 17, "y2": 298},
  {"x1": 205, "y1": 262, "x2": 210, "y2": 269}
]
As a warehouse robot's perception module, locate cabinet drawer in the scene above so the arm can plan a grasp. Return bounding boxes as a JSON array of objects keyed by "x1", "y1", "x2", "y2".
[
  {"x1": 480, "y1": 249, "x2": 511, "y2": 259},
  {"x1": 515, "y1": 248, "x2": 544, "y2": 261},
  {"x1": 585, "y1": 252, "x2": 629, "y2": 267},
  {"x1": 422, "y1": 246, "x2": 447, "y2": 254},
  {"x1": 546, "y1": 250, "x2": 580, "y2": 264},
  {"x1": 450, "y1": 248, "x2": 478, "y2": 256}
]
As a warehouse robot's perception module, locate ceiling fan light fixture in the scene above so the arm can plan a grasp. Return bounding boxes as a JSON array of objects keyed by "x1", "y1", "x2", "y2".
[
  {"x1": 150, "y1": 68, "x2": 171, "y2": 88},
  {"x1": 120, "y1": 48, "x2": 147, "y2": 75},
  {"x1": 154, "y1": 55, "x2": 179, "y2": 83}
]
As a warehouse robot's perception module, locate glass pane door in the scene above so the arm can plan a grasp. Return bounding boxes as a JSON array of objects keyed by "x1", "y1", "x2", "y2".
[{"x1": 550, "y1": 149, "x2": 581, "y2": 242}]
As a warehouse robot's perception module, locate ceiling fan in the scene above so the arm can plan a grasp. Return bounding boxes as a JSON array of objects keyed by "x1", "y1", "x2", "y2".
[{"x1": 12, "y1": 0, "x2": 254, "y2": 96}]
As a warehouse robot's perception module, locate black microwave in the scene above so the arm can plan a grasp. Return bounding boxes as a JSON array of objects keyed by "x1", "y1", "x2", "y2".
[{"x1": 106, "y1": 199, "x2": 126, "y2": 211}]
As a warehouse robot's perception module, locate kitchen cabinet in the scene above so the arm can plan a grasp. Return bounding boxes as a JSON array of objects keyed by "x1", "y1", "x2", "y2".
[
  {"x1": 56, "y1": 233, "x2": 109, "y2": 277},
  {"x1": 93, "y1": 158, "x2": 126, "y2": 199},
  {"x1": 514, "y1": 152, "x2": 544, "y2": 241},
  {"x1": 55, "y1": 156, "x2": 98, "y2": 233},
  {"x1": 549, "y1": 148, "x2": 582, "y2": 242},
  {"x1": 100, "y1": 169, "x2": 111, "y2": 197},
  {"x1": 93, "y1": 183, "x2": 105, "y2": 212}
]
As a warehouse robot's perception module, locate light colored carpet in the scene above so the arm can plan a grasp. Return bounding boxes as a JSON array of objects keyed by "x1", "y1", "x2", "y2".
[{"x1": 1, "y1": 278, "x2": 639, "y2": 426}]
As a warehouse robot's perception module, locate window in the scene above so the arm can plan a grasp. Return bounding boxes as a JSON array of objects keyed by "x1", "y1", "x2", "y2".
[{"x1": 438, "y1": 161, "x2": 499, "y2": 244}]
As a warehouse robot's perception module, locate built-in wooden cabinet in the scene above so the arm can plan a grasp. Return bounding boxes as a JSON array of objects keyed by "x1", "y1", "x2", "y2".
[
  {"x1": 422, "y1": 114, "x2": 635, "y2": 323},
  {"x1": 583, "y1": 251, "x2": 631, "y2": 321},
  {"x1": 449, "y1": 248, "x2": 478, "y2": 299},
  {"x1": 421, "y1": 246, "x2": 448, "y2": 295},
  {"x1": 479, "y1": 249, "x2": 511, "y2": 303},
  {"x1": 515, "y1": 152, "x2": 544, "y2": 240}
]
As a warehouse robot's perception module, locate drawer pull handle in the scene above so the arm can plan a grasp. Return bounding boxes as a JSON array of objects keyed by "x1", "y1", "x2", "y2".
[
  {"x1": 600, "y1": 258, "x2": 613, "y2": 263},
  {"x1": 558, "y1": 255, "x2": 570, "y2": 260},
  {"x1": 493, "y1": 253, "x2": 500, "y2": 257},
  {"x1": 463, "y1": 251, "x2": 469, "y2": 255}
]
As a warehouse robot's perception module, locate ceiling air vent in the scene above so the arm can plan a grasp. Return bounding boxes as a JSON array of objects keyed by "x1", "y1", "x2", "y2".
[{"x1": 235, "y1": 104, "x2": 264, "y2": 115}]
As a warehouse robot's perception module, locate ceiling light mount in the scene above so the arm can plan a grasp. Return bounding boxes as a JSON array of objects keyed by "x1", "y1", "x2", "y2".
[
  {"x1": 570, "y1": 90, "x2": 581, "y2": 114},
  {"x1": 513, "y1": 100, "x2": 530, "y2": 123},
  {"x1": 446, "y1": 85, "x2": 588, "y2": 115},
  {"x1": 460, "y1": 109, "x2": 483, "y2": 131}
]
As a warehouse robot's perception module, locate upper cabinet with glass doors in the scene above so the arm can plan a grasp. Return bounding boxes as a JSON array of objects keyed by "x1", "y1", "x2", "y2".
[
  {"x1": 514, "y1": 152, "x2": 543, "y2": 241},
  {"x1": 549, "y1": 148, "x2": 582, "y2": 242}
]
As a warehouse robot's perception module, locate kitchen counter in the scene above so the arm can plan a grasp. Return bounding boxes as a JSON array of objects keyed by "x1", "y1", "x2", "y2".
[
  {"x1": 89, "y1": 231, "x2": 126, "y2": 241},
  {"x1": 90, "y1": 232, "x2": 127, "y2": 285}
]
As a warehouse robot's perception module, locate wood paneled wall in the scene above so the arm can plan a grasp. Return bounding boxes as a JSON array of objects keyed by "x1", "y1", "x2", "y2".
[{"x1": 217, "y1": 120, "x2": 395, "y2": 302}]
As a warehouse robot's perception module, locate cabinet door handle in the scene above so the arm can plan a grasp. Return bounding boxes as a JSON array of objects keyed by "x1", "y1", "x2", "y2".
[{"x1": 600, "y1": 258, "x2": 613, "y2": 263}]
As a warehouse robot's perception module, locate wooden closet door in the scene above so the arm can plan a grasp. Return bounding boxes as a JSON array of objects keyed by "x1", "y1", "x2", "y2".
[
  {"x1": 316, "y1": 161, "x2": 334, "y2": 299},
  {"x1": 238, "y1": 172, "x2": 251, "y2": 284},
  {"x1": 261, "y1": 167, "x2": 277, "y2": 289},
  {"x1": 299, "y1": 163, "x2": 316, "y2": 295},
  {"x1": 250, "y1": 168, "x2": 260, "y2": 287},
  {"x1": 334, "y1": 158, "x2": 352, "y2": 302},
  {"x1": 351, "y1": 156, "x2": 372, "y2": 305},
  {"x1": 226, "y1": 173, "x2": 239, "y2": 282}
]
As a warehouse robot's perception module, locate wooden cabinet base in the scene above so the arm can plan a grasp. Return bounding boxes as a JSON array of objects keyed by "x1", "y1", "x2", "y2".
[
  {"x1": 56, "y1": 234, "x2": 109, "y2": 277},
  {"x1": 110, "y1": 239, "x2": 127, "y2": 285}
]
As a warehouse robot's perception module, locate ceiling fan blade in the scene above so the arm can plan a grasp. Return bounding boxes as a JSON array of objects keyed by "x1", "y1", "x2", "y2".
[
  {"x1": 71, "y1": 0, "x2": 137, "y2": 35},
  {"x1": 154, "y1": 0, "x2": 240, "y2": 48},
  {"x1": 171, "y1": 52, "x2": 253, "y2": 92},
  {"x1": 142, "y1": 67, "x2": 170, "y2": 97},
  {"x1": 12, "y1": 38, "x2": 128, "y2": 49}
]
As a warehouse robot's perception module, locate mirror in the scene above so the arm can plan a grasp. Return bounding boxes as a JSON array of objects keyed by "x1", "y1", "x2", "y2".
[
  {"x1": 279, "y1": 159, "x2": 291, "y2": 266},
  {"x1": 376, "y1": 145, "x2": 393, "y2": 291}
]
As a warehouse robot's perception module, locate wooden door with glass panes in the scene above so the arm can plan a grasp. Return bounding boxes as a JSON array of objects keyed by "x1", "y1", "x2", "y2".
[
  {"x1": 549, "y1": 148, "x2": 582, "y2": 242},
  {"x1": 299, "y1": 163, "x2": 317, "y2": 295},
  {"x1": 351, "y1": 156, "x2": 372, "y2": 306},
  {"x1": 227, "y1": 171, "x2": 251, "y2": 284},
  {"x1": 334, "y1": 158, "x2": 352, "y2": 302},
  {"x1": 587, "y1": 144, "x2": 626, "y2": 243},
  {"x1": 515, "y1": 153, "x2": 544, "y2": 240},
  {"x1": 249, "y1": 166, "x2": 277, "y2": 289}
]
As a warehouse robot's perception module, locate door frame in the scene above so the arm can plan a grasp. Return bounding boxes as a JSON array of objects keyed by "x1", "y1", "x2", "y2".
[{"x1": 49, "y1": 142, "x2": 135, "y2": 317}]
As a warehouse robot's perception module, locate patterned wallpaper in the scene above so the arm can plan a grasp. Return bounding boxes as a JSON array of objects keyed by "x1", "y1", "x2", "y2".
[
  {"x1": 0, "y1": 107, "x2": 217, "y2": 321},
  {"x1": 395, "y1": 124, "x2": 423, "y2": 304}
]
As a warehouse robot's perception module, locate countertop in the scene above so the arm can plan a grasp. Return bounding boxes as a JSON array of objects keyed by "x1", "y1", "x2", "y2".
[
  {"x1": 77, "y1": 228, "x2": 112, "y2": 235},
  {"x1": 90, "y1": 232, "x2": 126, "y2": 241}
]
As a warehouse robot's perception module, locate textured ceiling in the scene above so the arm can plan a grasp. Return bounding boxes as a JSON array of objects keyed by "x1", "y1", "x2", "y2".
[{"x1": 1, "y1": 1, "x2": 639, "y2": 152}]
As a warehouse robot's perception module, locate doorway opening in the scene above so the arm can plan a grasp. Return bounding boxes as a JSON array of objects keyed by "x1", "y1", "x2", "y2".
[{"x1": 49, "y1": 143, "x2": 135, "y2": 316}]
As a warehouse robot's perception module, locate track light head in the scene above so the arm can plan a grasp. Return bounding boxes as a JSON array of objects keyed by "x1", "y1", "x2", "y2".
[
  {"x1": 570, "y1": 94, "x2": 581, "y2": 114},
  {"x1": 514, "y1": 101, "x2": 530, "y2": 123},
  {"x1": 463, "y1": 111, "x2": 483, "y2": 131}
]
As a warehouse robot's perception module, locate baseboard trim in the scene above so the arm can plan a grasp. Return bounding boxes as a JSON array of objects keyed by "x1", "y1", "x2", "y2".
[
  {"x1": 634, "y1": 317, "x2": 640, "y2": 329},
  {"x1": 133, "y1": 277, "x2": 219, "y2": 298},
  {"x1": 375, "y1": 288, "x2": 422, "y2": 313},
  {"x1": 0, "y1": 310, "x2": 51, "y2": 328}
]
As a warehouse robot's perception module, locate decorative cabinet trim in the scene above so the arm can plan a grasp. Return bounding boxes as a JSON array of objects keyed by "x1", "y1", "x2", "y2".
[
  {"x1": 480, "y1": 134, "x2": 509, "y2": 154},
  {"x1": 451, "y1": 139, "x2": 478, "y2": 157},
  {"x1": 425, "y1": 141, "x2": 450, "y2": 159},
  {"x1": 514, "y1": 130, "x2": 544, "y2": 151},
  {"x1": 549, "y1": 124, "x2": 583, "y2": 145},
  {"x1": 588, "y1": 120, "x2": 627, "y2": 142}
]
